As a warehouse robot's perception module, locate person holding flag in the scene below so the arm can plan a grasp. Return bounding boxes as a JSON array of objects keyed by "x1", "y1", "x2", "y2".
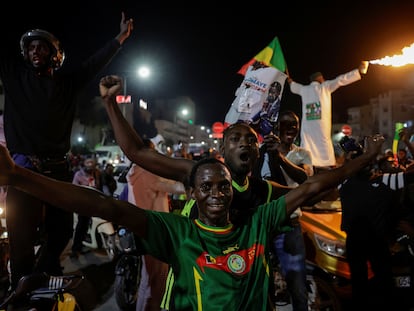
[{"x1": 225, "y1": 38, "x2": 311, "y2": 311}]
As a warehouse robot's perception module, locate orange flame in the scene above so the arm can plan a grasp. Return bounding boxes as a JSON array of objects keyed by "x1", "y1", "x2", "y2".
[{"x1": 370, "y1": 43, "x2": 414, "y2": 67}]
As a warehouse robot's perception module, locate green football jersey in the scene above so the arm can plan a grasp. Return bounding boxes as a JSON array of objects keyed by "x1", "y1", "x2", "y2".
[{"x1": 141, "y1": 196, "x2": 289, "y2": 311}]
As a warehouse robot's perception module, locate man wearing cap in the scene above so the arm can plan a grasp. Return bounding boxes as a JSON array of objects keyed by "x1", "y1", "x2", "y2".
[
  {"x1": 0, "y1": 13, "x2": 133, "y2": 291},
  {"x1": 287, "y1": 62, "x2": 369, "y2": 172}
]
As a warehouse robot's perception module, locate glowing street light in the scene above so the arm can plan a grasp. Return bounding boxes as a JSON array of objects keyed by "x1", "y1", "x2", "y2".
[
  {"x1": 137, "y1": 66, "x2": 151, "y2": 78},
  {"x1": 180, "y1": 108, "x2": 189, "y2": 117}
]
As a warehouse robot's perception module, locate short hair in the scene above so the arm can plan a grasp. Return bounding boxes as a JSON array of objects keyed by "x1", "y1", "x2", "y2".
[
  {"x1": 269, "y1": 81, "x2": 282, "y2": 93},
  {"x1": 309, "y1": 71, "x2": 323, "y2": 82},
  {"x1": 189, "y1": 157, "x2": 230, "y2": 187},
  {"x1": 223, "y1": 121, "x2": 257, "y2": 141},
  {"x1": 278, "y1": 110, "x2": 299, "y2": 120}
]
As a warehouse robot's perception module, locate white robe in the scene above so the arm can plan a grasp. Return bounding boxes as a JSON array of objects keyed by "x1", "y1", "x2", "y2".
[{"x1": 290, "y1": 69, "x2": 361, "y2": 167}]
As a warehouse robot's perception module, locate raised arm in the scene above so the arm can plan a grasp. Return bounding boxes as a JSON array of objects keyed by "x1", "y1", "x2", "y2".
[
  {"x1": 284, "y1": 135, "x2": 384, "y2": 215},
  {"x1": 99, "y1": 75, "x2": 194, "y2": 183},
  {"x1": 0, "y1": 144, "x2": 148, "y2": 236},
  {"x1": 115, "y1": 12, "x2": 134, "y2": 45},
  {"x1": 399, "y1": 127, "x2": 414, "y2": 159},
  {"x1": 260, "y1": 133, "x2": 308, "y2": 184}
]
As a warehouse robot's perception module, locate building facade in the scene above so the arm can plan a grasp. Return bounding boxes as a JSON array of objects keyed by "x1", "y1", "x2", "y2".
[{"x1": 346, "y1": 89, "x2": 414, "y2": 150}]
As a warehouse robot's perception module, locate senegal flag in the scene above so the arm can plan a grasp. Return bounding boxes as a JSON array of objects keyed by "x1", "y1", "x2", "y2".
[
  {"x1": 238, "y1": 36, "x2": 287, "y2": 76},
  {"x1": 224, "y1": 36, "x2": 288, "y2": 126}
]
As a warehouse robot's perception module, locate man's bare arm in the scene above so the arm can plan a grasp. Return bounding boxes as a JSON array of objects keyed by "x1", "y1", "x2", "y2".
[
  {"x1": 0, "y1": 145, "x2": 148, "y2": 236},
  {"x1": 284, "y1": 135, "x2": 384, "y2": 216},
  {"x1": 99, "y1": 75, "x2": 194, "y2": 183}
]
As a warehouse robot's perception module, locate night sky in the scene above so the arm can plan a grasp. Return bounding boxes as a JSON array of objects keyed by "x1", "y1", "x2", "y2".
[{"x1": 5, "y1": 1, "x2": 414, "y2": 126}]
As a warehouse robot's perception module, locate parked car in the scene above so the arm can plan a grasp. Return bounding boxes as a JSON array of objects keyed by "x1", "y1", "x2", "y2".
[
  {"x1": 300, "y1": 200, "x2": 352, "y2": 309},
  {"x1": 94, "y1": 145, "x2": 125, "y2": 167},
  {"x1": 299, "y1": 199, "x2": 414, "y2": 310}
]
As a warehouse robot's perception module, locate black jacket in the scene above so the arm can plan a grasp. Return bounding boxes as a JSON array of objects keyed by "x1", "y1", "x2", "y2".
[{"x1": 0, "y1": 39, "x2": 121, "y2": 157}]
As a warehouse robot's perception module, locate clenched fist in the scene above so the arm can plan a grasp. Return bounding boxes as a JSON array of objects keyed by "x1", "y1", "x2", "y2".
[{"x1": 99, "y1": 75, "x2": 123, "y2": 99}]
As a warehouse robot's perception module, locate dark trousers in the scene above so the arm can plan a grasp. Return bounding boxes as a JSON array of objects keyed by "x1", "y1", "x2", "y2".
[
  {"x1": 272, "y1": 220, "x2": 308, "y2": 311},
  {"x1": 72, "y1": 215, "x2": 91, "y2": 252},
  {"x1": 346, "y1": 224, "x2": 394, "y2": 310},
  {"x1": 6, "y1": 156, "x2": 73, "y2": 290}
]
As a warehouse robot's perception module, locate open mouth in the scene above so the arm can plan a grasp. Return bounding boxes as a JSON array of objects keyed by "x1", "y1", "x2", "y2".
[{"x1": 239, "y1": 151, "x2": 250, "y2": 162}]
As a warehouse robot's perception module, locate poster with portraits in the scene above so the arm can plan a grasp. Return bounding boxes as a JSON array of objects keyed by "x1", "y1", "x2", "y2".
[{"x1": 224, "y1": 64, "x2": 287, "y2": 125}]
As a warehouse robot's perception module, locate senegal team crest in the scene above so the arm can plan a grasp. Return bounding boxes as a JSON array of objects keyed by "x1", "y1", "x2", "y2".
[{"x1": 227, "y1": 254, "x2": 246, "y2": 274}]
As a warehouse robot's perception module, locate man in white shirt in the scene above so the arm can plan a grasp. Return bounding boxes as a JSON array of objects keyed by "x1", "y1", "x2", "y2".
[{"x1": 287, "y1": 61, "x2": 368, "y2": 171}]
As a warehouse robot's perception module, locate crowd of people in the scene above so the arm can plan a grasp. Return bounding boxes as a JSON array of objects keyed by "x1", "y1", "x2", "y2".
[{"x1": 0, "y1": 10, "x2": 413, "y2": 311}]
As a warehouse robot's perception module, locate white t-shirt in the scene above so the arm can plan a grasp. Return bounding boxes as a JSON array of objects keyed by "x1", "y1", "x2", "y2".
[{"x1": 261, "y1": 144, "x2": 313, "y2": 218}]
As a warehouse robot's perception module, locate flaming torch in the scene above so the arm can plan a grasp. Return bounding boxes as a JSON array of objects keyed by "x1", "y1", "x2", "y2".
[
  {"x1": 369, "y1": 43, "x2": 414, "y2": 67},
  {"x1": 368, "y1": 42, "x2": 414, "y2": 165}
]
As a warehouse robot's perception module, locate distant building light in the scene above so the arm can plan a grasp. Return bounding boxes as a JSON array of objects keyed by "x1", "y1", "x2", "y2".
[
  {"x1": 116, "y1": 95, "x2": 132, "y2": 104},
  {"x1": 139, "y1": 99, "x2": 148, "y2": 110}
]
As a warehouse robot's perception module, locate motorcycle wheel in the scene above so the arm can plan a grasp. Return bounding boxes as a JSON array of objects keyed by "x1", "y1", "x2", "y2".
[{"x1": 114, "y1": 255, "x2": 142, "y2": 311}]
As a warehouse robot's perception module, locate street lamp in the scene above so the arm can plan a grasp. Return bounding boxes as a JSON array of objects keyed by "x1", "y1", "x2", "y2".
[
  {"x1": 122, "y1": 65, "x2": 152, "y2": 98},
  {"x1": 118, "y1": 65, "x2": 152, "y2": 122},
  {"x1": 137, "y1": 66, "x2": 151, "y2": 79},
  {"x1": 180, "y1": 108, "x2": 189, "y2": 118}
]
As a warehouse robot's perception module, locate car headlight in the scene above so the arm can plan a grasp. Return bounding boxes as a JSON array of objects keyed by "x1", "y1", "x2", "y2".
[{"x1": 314, "y1": 233, "x2": 346, "y2": 258}]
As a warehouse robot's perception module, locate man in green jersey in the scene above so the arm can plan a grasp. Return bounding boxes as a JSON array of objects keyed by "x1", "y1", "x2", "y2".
[
  {"x1": 100, "y1": 75, "x2": 309, "y2": 310},
  {"x1": 0, "y1": 128, "x2": 383, "y2": 310}
]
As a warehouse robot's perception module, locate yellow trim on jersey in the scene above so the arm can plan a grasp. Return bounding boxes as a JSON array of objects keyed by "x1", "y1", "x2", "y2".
[
  {"x1": 266, "y1": 180, "x2": 272, "y2": 203},
  {"x1": 181, "y1": 199, "x2": 196, "y2": 217},
  {"x1": 231, "y1": 178, "x2": 249, "y2": 192}
]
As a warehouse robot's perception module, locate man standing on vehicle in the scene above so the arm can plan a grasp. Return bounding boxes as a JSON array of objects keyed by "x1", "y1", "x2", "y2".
[
  {"x1": 0, "y1": 13, "x2": 133, "y2": 291},
  {"x1": 287, "y1": 61, "x2": 369, "y2": 172}
]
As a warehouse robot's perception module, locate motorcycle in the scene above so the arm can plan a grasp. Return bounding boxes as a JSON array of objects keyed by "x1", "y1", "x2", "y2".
[
  {"x1": 72, "y1": 213, "x2": 118, "y2": 261},
  {"x1": 113, "y1": 225, "x2": 142, "y2": 311},
  {"x1": 389, "y1": 221, "x2": 414, "y2": 310},
  {"x1": 0, "y1": 272, "x2": 85, "y2": 311}
]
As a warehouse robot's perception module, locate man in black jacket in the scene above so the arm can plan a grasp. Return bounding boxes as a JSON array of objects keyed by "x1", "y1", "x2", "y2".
[{"x1": 0, "y1": 13, "x2": 133, "y2": 290}]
